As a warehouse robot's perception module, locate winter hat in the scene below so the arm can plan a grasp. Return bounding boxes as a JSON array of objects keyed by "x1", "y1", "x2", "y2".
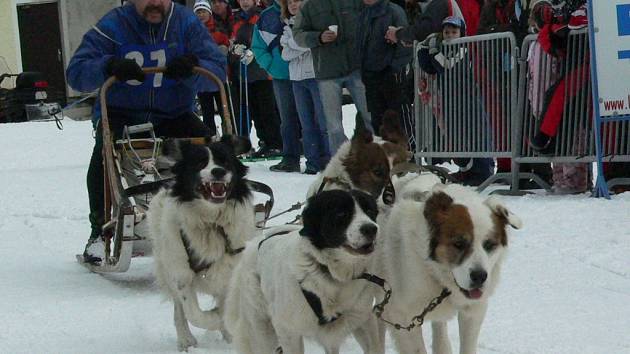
[
  {"x1": 442, "y1": 16, "x2": 464, "y2": 29},
  {"x1": 194, "y1": 0, "x2": 212, "y2": 13}
]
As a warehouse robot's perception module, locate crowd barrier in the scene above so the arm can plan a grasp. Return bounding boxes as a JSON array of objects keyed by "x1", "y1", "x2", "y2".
[{"x1": 413, "y1": 29, "x2": 630, "y2": 194}]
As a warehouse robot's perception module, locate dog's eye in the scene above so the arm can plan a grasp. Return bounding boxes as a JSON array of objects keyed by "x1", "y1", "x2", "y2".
[
  {"x1": 372, "y1": 168, "x2": 385, "y2": 178},
  {"x1": 453, "y1": 238, "x2": 468, "y2": 250},
  {"x1": 483, "y1": 240, "x2": 497, "y2": 252},
  {"x1": 335, "y1": 211, "x2": 349, "y2": 220}
]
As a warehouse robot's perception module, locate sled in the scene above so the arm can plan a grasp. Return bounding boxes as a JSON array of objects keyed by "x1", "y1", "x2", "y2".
[{"x1": 77, "y1": 67, "x2": 274, "y2": 273}]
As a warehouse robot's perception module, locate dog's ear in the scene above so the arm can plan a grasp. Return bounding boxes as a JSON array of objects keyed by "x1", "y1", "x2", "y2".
[
  {"x1": 484, "y1": 196, "x2": 523, "y2": 229},
  {"x1": 352, "y1": 112, "x2": 373, "y2": 144},
  {"x1": 219, "y1": 135, "x2": 252, "y2": 156},
  {"x1": 423, "y1": 190, "x2": 453, "y2": 225},
  {"x1": 299, "y1": 195, "x2": 322, "y2": 240}
]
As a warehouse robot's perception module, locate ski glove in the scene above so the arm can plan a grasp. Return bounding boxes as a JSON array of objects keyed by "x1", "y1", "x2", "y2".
[
  {"x1": 164, "y1": 54, "x2": 199, "y2": 80},
  {"x1": 240, "y1": 50, "x2": 254, "y2": 65},
  {"x1": 231, "y1": 43, "x2": 247, "y2": 56},
  {"x1": 105, "y1": 58, "x2": 145, "y2": 82}
]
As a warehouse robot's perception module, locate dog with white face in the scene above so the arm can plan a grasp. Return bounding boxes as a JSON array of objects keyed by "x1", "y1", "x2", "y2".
[
  {"x1": 148, "y1": 136, "x2": 255, "y2": 351},
  {"x1": 374, "y1": 183, "x2": 522, "y2": 354},
  {"x1": 225, "y1": 189, "x2": 383, "y2": 354}
]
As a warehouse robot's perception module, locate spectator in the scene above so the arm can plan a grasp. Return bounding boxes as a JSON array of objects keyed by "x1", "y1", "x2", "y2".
[
  {"x1": 530, "y1": 1, "x2": 591, "y2": 193},
  {"x1": 194, "y1": 0, "x2": 230, "y2": 136},
  {"x1": 252, "y1": 0, "x2": 302, "y2": 172},
  {"x1": 293, "y1": 0, "x2": 373, "y2": 154},
  {"x1": 66, "y1": 0, "x2": 226, "y2": 264},
  {"x1": 229, "y1": 0, "x2": 283, "y2": 156},
  {"x1": 456, "y1": 0, "x2": 483, "y2": 36},
  {"x1": 279, "y1": 0, "x2": 331, "y2": 174},
  {"x1": 418, "y1": 16, "x2": 495, "y2": 186},
  {"x1": 384, "y1": 0, "x2": 463, "y2": 46},
  {"x1": 478, "y1": 0, "x2": 529, "y2": 45},
  {"x1": 212, "y1": 0, "x2": 236, "y2": 37},
  {"x1": 357, "y1": 0, "x2": 412, "y2": 135},
  {"x1": 478, "y1": 0, "x2": 552, "y2": 187}
]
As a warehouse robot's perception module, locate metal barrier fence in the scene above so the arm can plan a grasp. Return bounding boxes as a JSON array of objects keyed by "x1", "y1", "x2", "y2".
[
  {"x1": 414, "y1": 32, "x2": 517, "y2": 159},
  {"x1": 414, "y1": 29, "x2": 630, "y2": 193}
]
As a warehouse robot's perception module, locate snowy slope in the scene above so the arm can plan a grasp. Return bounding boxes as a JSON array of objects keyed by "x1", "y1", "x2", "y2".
[{"x1": 0, "y1": 113, "x2": 629, "y2": 354}]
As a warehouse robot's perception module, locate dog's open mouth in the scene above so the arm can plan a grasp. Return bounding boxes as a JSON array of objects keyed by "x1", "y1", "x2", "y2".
[
  {"x1": 343, "y1": 242, "x2": 375, "y2": 255},
  {"x1": 199, "y1": 181, "x2": 229, "y2": 203},
  {"x1": 458, "y1": 286, "x2": 484, "y2": 300}
]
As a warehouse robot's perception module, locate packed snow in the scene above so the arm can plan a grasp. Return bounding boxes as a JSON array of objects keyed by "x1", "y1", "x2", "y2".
[{"x1": 0, "y1": 108, "x2": 629, "y2": 354}]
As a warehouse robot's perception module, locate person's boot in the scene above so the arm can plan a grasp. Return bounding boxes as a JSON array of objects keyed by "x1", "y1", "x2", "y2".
[
  {"x1": 82, "y1": 229, "x2": 105, "y2": 265},
  {"x1": 269, "y1": 160, "x2": 300, "y2": 173},
  {"x1": 529, "y1": 132, "x2": 554, "y2": 155}
]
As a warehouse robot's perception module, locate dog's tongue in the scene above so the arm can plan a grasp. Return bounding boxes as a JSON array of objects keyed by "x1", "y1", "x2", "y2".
[
  {"x1": 210, "y1": 183, "x2": 226, "y2": 196},
  {"x1": 468, "y1": 288, "x2": 483, "y2": 299}
]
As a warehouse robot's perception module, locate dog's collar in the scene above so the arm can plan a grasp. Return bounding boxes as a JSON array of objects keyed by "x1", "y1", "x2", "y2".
[{"x1": 180, "y1": 225, "x2": 245, "y2": 274}]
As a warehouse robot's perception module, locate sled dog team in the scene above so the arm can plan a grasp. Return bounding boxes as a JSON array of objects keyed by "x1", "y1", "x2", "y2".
[{"x1": 148, "y1": 115, "x2": 522, "y2": 354}]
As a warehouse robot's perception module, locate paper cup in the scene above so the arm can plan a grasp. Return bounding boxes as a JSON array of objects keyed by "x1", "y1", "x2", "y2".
[{"x1": 328, "y1": 25, "x2": 338, "y2": 34}]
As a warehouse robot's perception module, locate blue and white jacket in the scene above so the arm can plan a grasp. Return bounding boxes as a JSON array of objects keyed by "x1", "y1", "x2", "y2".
[
  {"x1": 66, "y1": 3, "x2": 226, "y2": 125},
  {"x1": 251, "y1": 1, "x2": 289, "y2": 80}
]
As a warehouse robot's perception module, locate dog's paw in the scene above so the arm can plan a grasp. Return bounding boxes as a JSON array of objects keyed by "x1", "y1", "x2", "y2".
[{"x1": 177, "y1": 333, "x2": 198, "y2": 352}]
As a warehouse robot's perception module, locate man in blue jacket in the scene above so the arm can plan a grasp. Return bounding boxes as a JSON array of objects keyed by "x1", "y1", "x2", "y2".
[{"x1": 67, "y1": 0, "x2": 226, "y2": 264}]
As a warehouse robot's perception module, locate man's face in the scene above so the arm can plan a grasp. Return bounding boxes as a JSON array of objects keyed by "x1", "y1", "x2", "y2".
[
  {"x1": 442, "y1": 25, "x2": 461, "y2": 41},
  {"x1": 363, "y1": 0, "x2": 378, "y2": 5},
  {"x1": 133, "y1": 0, "x2": 171, "y2": 24},
  {"x1": 239, "y1": 0, "x2": 254, "y2": 11},
  {"x1": 212, "y1": 0, "x2": 228, "y2": 17}
]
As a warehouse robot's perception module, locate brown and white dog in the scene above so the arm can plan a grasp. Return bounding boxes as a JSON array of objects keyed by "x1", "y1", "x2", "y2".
[
  {"x1": 373, "y1": 182, "x2": 522, "y2": 354},
  {"x1": 307, "y1": 111, "x2": 411, "y2": 201}
]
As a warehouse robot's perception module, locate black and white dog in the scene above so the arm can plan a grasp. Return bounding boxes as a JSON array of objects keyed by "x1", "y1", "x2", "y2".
[
  {"x1": 225, "y1": 190, "x2": 383, "y2": 354},
  {"x1": 148, "y1": 136, "x2": 255, "y2": 351}
]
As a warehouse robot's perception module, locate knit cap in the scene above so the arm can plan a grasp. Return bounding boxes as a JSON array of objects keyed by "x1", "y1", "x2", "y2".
[{"x1": 194, "y1": 0, "x2": 212, "y2": 13}]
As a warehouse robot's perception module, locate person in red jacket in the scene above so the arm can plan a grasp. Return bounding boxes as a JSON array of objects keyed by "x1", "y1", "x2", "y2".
[{"x1": 194, "y1": 0, "x2": 230, "y2": 136}]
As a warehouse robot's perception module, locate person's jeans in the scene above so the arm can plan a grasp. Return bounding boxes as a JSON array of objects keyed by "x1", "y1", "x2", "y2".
[
  {"x1": 272, "y1": 79, "x2": 300, "y2": 165},
  {"x1": 317, "y1": 70, "x2": 372, "y2": 154},
  {"x1": 292, "y1": 79, "x2": 331, "y2": 171}
]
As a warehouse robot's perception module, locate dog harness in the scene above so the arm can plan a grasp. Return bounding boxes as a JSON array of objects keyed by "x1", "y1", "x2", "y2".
[{"x1": 180, "y1": 225, "x2": 244, "y2": 274}]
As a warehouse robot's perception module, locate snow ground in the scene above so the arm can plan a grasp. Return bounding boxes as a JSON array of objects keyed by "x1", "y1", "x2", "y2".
[{"x1": 0, "y1": 109, "x2": 629, "y2": 354}]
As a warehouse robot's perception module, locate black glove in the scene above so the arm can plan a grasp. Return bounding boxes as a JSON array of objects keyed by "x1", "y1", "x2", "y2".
[
  {"x1": 105, "y1": 58, "x2": 145, "y2": 82},
  {"x1": 164, "y1": 54, "x2": 199, "y2": 80}
]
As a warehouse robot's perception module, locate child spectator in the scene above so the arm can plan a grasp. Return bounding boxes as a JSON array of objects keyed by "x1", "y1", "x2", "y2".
[
  {"x1": 229, "y1": 0, "x2": 283, "y2": 156},
  {"x1": 194, "y1": 0, "x2": 230, "y2": 136},
  {"x1": 418, "y1": 16, "x2": 495, "y2": 186},
  {"x1": 279, "y1": 0, "x2": 331, "y2": 174}
]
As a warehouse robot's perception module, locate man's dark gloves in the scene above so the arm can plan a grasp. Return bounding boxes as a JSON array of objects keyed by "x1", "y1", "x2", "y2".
[
  {"x1": 105, "y1": 58, "x2": 145, "y2": 82},
  {"x1": 164, "y1": 54, "x2": 199, "y2": 80}
]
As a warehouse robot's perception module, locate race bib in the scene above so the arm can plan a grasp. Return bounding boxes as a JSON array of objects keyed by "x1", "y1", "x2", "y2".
[{"x1": 116, "y1": 42, "x2": 183, "y2": 89}]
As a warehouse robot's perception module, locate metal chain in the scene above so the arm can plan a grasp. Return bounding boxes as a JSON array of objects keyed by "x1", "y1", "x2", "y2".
[{"x1": 371, "y1": 278, "x2": 451, "y2": 331}]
